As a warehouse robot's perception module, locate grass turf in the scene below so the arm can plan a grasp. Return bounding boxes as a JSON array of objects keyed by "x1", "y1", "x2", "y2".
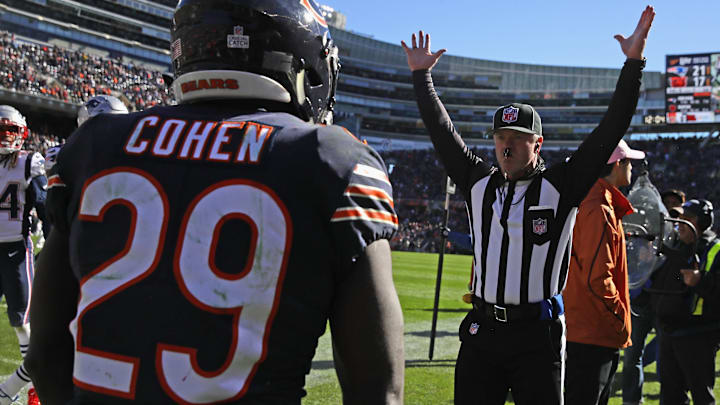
[
  {"x1": 304, "y1": 251, "x2": 715, "y2": 404},
  {"x1": 0, "y1": 247, "x2": 708, "y2": 404}
]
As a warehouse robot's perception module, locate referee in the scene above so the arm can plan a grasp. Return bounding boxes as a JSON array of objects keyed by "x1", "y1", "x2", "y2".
[{"x1": 401, "y1": 6, "x2": 654, "y2": 405}]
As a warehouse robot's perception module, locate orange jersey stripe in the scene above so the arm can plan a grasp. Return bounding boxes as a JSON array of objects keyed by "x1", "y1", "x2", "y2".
[
  {"x1": 345, "y1": 184, "x2": 394, "y2": 208},
  {"x1": 48, "y1": 175, "x2": 66, "y2": 188},
  {"x1": 331, "y1": 208, "x2": 398, "y2": 227}
]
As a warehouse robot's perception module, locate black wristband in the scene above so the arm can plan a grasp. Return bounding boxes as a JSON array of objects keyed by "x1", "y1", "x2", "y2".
[{"x1": 627, "y1": 57, "x2": 647, "y2": 69}]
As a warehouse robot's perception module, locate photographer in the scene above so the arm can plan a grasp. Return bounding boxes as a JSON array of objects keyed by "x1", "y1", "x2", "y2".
[{"x1": 650, "y1": 199, "x2": 720, "y2": 405}]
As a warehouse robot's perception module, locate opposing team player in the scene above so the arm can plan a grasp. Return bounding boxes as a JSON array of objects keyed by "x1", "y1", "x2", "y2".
[
  {"x1": 26, "y1": 1, "x2": 404, "y2": 404},
  {"x1": 44, "y1": 95, "x2": 130, "y2": 173},
  {"x1": 76, "y1": 94, "x2": 129, "y2": 127},
  {"x1": 0, "y1": 95, "x2": 130, "y2": 405},
  {"x1": 0, "y1": 105, "x2": 50, "y2": 405}
]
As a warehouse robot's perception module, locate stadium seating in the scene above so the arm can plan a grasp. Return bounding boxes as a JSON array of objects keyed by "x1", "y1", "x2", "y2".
[
  {"x1": 0, "y1": 31, "x2": 172, "y2": 112},
  {"x1": 1, "y1": 30, "x2": 717, "y2": 254}
]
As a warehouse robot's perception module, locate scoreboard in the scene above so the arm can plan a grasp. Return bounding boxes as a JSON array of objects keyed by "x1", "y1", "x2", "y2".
[{"x1": 665, "y1": 52, "x2": 720, "y2": 124}]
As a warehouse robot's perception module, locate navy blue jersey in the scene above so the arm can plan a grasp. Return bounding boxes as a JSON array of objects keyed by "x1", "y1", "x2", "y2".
[{"x1": 46, "y1": 102, "x2": 397, "y2": 404}]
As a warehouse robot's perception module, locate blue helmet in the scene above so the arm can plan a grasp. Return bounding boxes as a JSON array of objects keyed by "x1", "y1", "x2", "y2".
[{"x1": 170, "y1": 0, "x2": 340, "y2": 125}]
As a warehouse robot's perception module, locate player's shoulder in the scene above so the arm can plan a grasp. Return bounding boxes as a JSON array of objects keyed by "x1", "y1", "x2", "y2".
[
  {"x1": 246, "y1": 112, "x2": 382, "y2": 169},
  {"x1": 315, "y1": 124, "x2": 387, "y2": 178},
  {"x1": 17, "y1": 150, "x2": 45, "y2": 178}
]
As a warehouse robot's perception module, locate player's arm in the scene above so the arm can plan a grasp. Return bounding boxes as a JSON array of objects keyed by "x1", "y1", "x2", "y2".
[
  {"x1": 565, "y1": 6, "x2": 654, "y2": 203},
  {"x1": 330, "y1": 239, "x2": 404, "y2": 405},
  {"x1": 28, "y1": 175, "x2": 51, "y2": 238},
  {"x1": 25, "y1": 229, "x2": 78, "y2": 405},
  {"x1": 319, "y1": 128, "x2": 404, "y2": 404},
  {"x1": 26, "y1": 152, "x2": 52, "y2": 237},
  {"x1": 401, "y1": 31, "x2": 489, "y2": 192}
]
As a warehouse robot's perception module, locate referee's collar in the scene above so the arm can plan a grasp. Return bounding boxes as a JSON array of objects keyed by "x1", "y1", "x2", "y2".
[{"x1": 514, "y1": 156, "x2": 546, "y2": 181}]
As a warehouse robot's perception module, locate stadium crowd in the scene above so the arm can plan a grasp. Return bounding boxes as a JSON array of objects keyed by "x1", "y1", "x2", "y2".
[
  {"x1": 384, "y1": 140, "x2": 720, "y2": 252},
  {"x1": 1, "y1": 30, "x2": 718, "y2": 254},
  {"x1": 0, "y1": 31, "x2": 172, "y2": 111}
]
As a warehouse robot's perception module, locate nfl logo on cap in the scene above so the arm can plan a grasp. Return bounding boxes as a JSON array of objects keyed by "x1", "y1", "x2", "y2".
[
  {"x1": 491, "y1": 103, "x2": 542, "y2": 137},
  {"x1": 502, "y1": 106, "x2": 519, "y2": 123}
]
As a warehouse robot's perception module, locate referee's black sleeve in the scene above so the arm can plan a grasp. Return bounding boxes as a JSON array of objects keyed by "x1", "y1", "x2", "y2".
[
  {"x1": 565, "y1": 58, "x2": 644, "y2": 205},
  {"x1": 412, "y1": 69, "x2": 492, "y2": 195}
]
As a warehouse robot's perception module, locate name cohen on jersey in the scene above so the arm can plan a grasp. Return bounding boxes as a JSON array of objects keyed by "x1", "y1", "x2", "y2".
[{"x1": 124, "y1": 117, "x2": 273, "y2": 164}]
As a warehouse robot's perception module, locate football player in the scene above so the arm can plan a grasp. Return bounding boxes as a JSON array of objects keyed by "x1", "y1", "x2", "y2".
[
  {"x1": 0, "y1": 105, "x2": 50, "y2": 405},
  {"x1": 0, "y1": 95, "x2": 130, "y2": 405},
  {"x1": 44, "y1": 94, "x2": 130, "y2": 173},
  {"x1": 26, "y1": 1, "x2": 404, "y2": 404}
]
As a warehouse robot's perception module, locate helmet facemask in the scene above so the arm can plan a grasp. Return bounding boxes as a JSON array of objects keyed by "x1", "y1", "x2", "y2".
[{"x1": 0, "y1": 106, "x2": 28, "y2": 154}]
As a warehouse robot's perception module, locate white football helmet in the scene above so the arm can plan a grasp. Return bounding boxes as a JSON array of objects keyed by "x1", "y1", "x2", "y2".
[
  {"x1": 0, "y1": 105, "x2": 28, "y2": 154},
  {"x1": 77, "y1": 95, "x2": 129, "y2": 126},
  {"x1": 44, "y1": 145, "x2": 62, "y2": 171}
]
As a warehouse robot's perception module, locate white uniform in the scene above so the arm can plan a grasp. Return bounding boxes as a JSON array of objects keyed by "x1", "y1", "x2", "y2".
[{"x1": 0, "y1": 152, "x2": 45, "y2": 242}]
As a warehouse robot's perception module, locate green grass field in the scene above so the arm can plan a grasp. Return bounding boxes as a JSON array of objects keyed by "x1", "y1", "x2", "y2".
[
  {"x1": 0, "y1": 250, "x2": 710, "y2": 404},
  {"x1": 303, "y1": 251, "x2": 716, "y2": 405}
]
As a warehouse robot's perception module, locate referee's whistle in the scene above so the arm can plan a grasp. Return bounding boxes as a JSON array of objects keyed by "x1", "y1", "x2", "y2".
[{"x1": 503, "y1": 148, "x2": 512, "y2": 158}]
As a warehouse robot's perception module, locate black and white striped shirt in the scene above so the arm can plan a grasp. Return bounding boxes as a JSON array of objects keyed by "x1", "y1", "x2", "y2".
[{"x1": 413, "y1": 59, "x2": 644, "y2": 305}]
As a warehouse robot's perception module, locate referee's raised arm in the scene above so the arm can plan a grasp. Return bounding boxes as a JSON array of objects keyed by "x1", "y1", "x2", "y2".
[
  {"x1": 566, "y1": 5, "x2": 655, "y2": 205},
  {"x1": 401, "y1": 31, "x2": 490, "y2": 194}
]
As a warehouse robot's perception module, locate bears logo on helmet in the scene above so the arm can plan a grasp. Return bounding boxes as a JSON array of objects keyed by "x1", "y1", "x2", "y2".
[
  {"x1": 0, "y1": 105, "x2": 29, "y2": 155},
  {"x1": 171, "y1": 0, "x2": 340, "y2": 125}
]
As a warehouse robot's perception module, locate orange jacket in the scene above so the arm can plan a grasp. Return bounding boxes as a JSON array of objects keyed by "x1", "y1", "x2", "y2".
[{"x1": 564, "y1": 178, "x2": 633, "y2": 349}]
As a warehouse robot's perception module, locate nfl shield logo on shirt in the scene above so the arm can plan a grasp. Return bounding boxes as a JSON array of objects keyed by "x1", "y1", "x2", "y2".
[
  {"x1": 532, "y1": 218, "x2": 547, "y2": 235},
  {"x1": 502, "y1": 106, "x2": 519, "y2": 123},
  {"x1": 469, "y1": 322, "x2": 479, "y2": 335}
]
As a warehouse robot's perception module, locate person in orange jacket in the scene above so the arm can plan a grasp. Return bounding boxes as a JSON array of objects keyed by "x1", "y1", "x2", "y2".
[{"x1": 563, "y1": 139, "x2": 646, "y2": 405}]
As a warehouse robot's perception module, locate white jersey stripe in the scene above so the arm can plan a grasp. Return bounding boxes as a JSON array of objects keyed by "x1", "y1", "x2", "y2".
[
  {"x1": 344, "y1": 183, "x2": 393, "y2": 203},
  {"x1": 504, "y1": 182, "x2": 529, "y2": 304},
  {"x1": 551, "y1": 207, "x2": 577, "y2": 296},
  {"x1": 470, "y1": 176, "x2": 491, "y2": 300},
  {"x1": 331, "y1": 207, "x2": 398, "y2": 227},
  {"x1": 353, "y1": 164, "x2": 390, "y2": 185},
  {"x1": 330, "y1": 215, "x2": 398, "y2": 227}
]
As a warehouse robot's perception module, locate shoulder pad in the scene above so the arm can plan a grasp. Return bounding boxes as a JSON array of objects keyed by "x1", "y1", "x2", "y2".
[
  {"x1": 44, "y1": 146, "x2": 62, "y2": 171},
  {"x1": 29, "y1": 152, "x2": 46, "y2": 178}
]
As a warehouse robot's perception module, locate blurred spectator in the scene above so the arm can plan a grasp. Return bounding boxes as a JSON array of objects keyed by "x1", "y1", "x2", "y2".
[
  {"x1": 0, "y1": 31, "x2": 172, "y2": 111},
  {"x1": 661, "y1": 189, "x2": 686, "y2": 218},
  {"x1": 2, "y1": 31, "x2": 720, "y2": 255}
]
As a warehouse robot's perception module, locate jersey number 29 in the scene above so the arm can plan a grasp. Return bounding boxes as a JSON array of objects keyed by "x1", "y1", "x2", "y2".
[{"x1": 69, "y1": 167, "x2": 292, "y2": 404}]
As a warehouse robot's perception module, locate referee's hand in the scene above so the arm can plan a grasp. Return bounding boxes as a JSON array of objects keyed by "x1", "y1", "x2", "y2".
[
  {"x1": 614, "y1": 5, "x2": 655, "y2": 60},
  {"x1": 401, "y1": 31, "x2": 446, "y2": 72}
]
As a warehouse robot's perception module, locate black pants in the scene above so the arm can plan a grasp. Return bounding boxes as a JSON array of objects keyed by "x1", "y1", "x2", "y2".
[
  {"x1": 564, "y1": 342, "x2": 619, "y2": 405},
  {"x1": 454, "y1": 310, "x2": 564, "y2": 405},
  {"x1": 658, "y1": 330, "x2": 720, "y2": 405}
]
